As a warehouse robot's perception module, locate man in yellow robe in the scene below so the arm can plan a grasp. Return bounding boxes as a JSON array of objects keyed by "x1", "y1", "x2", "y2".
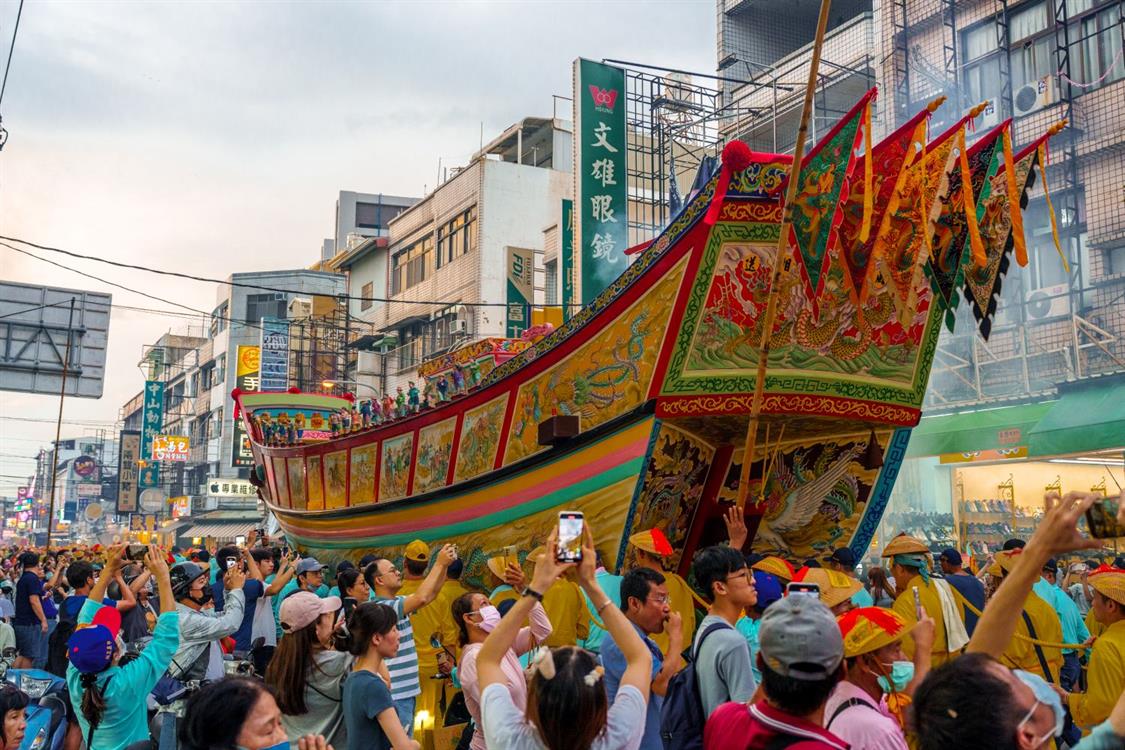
[
  {"x1": 630, "y1": 527, "x2": 698, "y2": 655},
  {"x1": 985, "y1": 549, "x2": 1065, "y2": 683},
  {"x1": 1064, "y1": 568, "x2": 1125, "y2": 730},
  {"x1": 881, "y1": 533, "x2": 969, "y2": 667}
]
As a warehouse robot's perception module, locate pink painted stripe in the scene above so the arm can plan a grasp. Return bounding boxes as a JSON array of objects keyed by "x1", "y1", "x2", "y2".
[{"x1": 295, "y1": 435, "x2": 650, "y2": 539}]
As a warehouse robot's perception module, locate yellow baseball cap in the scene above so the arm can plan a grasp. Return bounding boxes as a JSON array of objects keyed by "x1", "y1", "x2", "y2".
[{"x1": 404, "y1": 540, "x2": 430, "y2": 563}]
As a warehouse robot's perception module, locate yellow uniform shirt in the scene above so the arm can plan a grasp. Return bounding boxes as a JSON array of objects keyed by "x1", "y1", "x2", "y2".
[
  {"x1": 651, "y1": 571, "x2": 698, "y2": 656},
  {"x1": 1069, "y1": 620, "x2": 1125, "y2": 729},
  {"x1": 999, "y1": 591, "x2": 1064, "y2": 683},
  {"x1": 892, "y1": 575, "x2": 962, "y2": 667},
  {"x1": 1086, "y1": 608, "x2": 1106, "y2": 639},
  {"x1": 541, "y1": 578, "x2": 590, "y2": 648}
]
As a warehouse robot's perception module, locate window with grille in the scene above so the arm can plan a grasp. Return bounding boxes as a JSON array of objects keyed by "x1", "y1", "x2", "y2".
[{"x1": 360, "y1": 282, "x2": 373, "y2": 311}]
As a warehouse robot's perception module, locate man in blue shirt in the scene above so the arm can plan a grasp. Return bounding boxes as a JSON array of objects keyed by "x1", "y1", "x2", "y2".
[
  {"x1": 213, "y1": 545, "x2": 280, "y2": 653},
  {"x1": 600, "y1": 567, "x2": 683, "y2": 750},
  {"x1": 1033, "y1": 557, "x2": 1090, "y2": 746},
  {"x1": 938, "y1": 548, "x2": 986, "y2": 636},
  {"x1": 13, "y1": 552, "x2": 48, "y2": 669}
]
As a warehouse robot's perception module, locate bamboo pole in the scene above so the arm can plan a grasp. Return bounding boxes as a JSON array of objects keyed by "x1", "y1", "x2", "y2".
[{"x1": 735, "y1": 0, "x2": 834, "y2": 509}]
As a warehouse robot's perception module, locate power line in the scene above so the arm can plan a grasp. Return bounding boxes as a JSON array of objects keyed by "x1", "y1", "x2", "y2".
[
  {"x1": 0, "y1": 299, "x2": 74, "y2": 321},
  {"x1": 1, "y1": 234, "x2": 571, "y2": 308},
  {"x1": 0, "y1": 416, "x2": 118, "y2": 426},
  {"x1": 0, "y1": 0, "x2": 24, "y2": 110}
]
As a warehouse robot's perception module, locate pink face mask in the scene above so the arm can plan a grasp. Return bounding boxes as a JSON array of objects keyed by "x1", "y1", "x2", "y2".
[{"x1": 475, "y1": 605, "x2": 502, "y2": 633}]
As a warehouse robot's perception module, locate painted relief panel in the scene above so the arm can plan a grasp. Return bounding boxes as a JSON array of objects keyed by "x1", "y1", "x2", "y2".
[
  {"x1": 271, "y1": 457, "x2": 289, "y2": 508},
  {"x1": 324, "y1": 450, "x2": 348, "y2": 509},
  {"x1": 306, "y1": 455, "x2": 325, "y2": 511},
  {"x1": 624, "y1": 423, "x2": 715, "y2": 572},
  {"x1": 286, "y1": 458, "x2": 306, "y2": 511},
  {"x1": 350, "y1": 445, "x2": 377, "y2": 505},
  {"x1": 454, "y1": 395, "x2": 507, "y2": 483},
  {"x1": 415, "y1": 418, "x2": 456, "y2": 493},
  {"x1": 505, "y1": 258, "x2": 687, "y2": 464},
  {"x1": 380, "y1": 434, "x2": 414, "y2": 501}
]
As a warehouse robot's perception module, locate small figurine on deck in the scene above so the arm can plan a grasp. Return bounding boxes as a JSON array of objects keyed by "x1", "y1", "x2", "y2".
[
  {"x1": 359, "y1": 399, "x2": 373, "y2": 429},
  {"x1": 436, "y1": 375, "x2": 449, "y2": 402},
  {"x1": 422, "y1": 378, "x2": 436, "y2": 409},
  {"x1": 370, "y1": 397, "x2": 383, "y2": 425},
  {"x1": 395, "y1": 386, "x2": 407, "y2": 419},
  {"x1": 407, "y1": 381, "x2": 420, "y2": 413},
  {"x1": 468, "y1": 359, "x2": 482, "y2": 389},
  {"x1": 382, "y1": 393, "x2": 396, "y2": 421},
  {"x1": 328, "y1": 411, "x2": 339, "y2": 437},
  {"x1": 341, "y1": 407, "x2": 352, "y2": 434},
  {"x1": 451, "y1": 364, "x2": 465, "y2": 395},
  {"x1": 286, "y1": 421, "x2": 297, "y2": 445}
]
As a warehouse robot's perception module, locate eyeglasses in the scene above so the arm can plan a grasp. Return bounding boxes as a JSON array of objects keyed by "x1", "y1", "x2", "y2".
[
  {"x1": 647, "y1": 595, "x2": 671, "y2": 605},
  {"x1": 724, "y1": 570, "x2": 751, "y2": 583}
]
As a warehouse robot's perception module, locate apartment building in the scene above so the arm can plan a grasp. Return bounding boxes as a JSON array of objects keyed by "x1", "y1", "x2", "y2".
[{"x1": 314, "y1": 191, "x2": 418, "y2": 268}]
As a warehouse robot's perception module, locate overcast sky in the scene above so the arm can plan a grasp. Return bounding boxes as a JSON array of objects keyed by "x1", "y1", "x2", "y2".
[{"x1": 0, "y1": 0, "x2": 715, "y2": 492}]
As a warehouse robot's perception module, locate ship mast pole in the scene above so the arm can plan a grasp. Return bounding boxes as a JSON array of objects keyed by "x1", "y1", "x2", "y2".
[{"x1": 735, "y1": 0, "x2": 833, "y2": 511}]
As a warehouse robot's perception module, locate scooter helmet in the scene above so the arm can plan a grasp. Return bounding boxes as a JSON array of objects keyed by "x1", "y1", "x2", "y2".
[{"x1": 170, "y1": 561, "x2": 207, "y2": 601}]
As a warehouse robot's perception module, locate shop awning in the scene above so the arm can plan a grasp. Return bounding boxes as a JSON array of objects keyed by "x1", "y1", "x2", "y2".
[
  {"x1": 905, "y1": 401, "x2": 1056, "y2": 458},
  {"x1": 1028, "y1": 375, "x2": 1125, "y2": 456},
  {"x1": 179, "y1": 521, "x2": 258, "y2": 541}
]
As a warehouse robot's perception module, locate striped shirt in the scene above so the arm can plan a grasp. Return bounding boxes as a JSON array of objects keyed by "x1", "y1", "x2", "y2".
[{"x1": 374, "y1": 595, "x2": 421, "y2": 700}]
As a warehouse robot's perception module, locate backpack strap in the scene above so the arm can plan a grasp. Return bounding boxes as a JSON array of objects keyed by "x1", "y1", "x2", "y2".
[
  {"x1": 691, "y1": 621, "x2": 732, "y2": 663},
  {"x1": 1019, "y1": 610, "x2": 1055, "y2": 683},
  {"x1": 826, "y1": 696, "x2": 877, "y2": 729}
]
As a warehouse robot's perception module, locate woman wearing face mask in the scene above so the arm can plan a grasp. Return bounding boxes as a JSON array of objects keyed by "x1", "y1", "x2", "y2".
[
  {"x1": 452, "y1": 588, "x2": 553, "y2": 750},
  {"x1": 65, "y1": 544, "x2": 178, "y2": 750},
  {"x1": 823, "y1": 607, "x2": 936, "y2": 750},
  {"x1": 0, "y1": 685, "x2": 29, "y2": 750},
  {"x1": 265, "y1": 592, "x2": 350, "y2": 750},
  {"x1": 342, "y1": 602, "x2": 420, "y2": 750},
  {"x1": 179, "y1": 677, "x2": 335, "y2": 750}
]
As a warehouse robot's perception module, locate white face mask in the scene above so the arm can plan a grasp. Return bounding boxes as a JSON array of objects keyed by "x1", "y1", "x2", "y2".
[{"x1": 473, "y1": 606, "x2": 502, "y2": 633}]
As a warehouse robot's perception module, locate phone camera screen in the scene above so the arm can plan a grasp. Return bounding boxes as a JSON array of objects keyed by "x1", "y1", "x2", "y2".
[{"x1": 558, "y1": 514, "x2": 584, "y2": 563}]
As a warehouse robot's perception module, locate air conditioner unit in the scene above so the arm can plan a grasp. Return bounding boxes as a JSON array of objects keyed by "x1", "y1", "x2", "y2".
[
  {"x1": 1014, "y1": 75, "x2": 1054, "y2": 117},
  {"x1": 288, "y1": 297, "x2": 313, "y2": 320},
  {"x1": 1025, "y1": 282, "x2": 1071, "y2": 320},
  {"x1": 451, "y1": 319, "x2": 468, "y2": 335}
]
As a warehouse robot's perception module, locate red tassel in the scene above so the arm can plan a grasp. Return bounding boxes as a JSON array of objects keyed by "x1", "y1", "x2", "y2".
[{"x1": 705, "y1": 141, "x2": 755, "y2": 226}]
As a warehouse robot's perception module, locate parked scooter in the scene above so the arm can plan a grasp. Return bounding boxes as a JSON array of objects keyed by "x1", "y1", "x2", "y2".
[{"x1": 4, "y1": 668, "x2": 68, "y2": 750}]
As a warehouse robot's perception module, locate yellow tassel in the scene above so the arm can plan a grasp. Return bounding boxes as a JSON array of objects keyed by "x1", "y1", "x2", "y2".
[
  {"x1": 958, "y1": 130, "x2": 987, "y2": 269},
  {"x1": 1038, "y1": 142, "x2": 1070, "y2": 273},
  {"x1": 1003, "y1": 128, "x2": 1029, "y2": 268},
  {"x1": 860, "y1": 100, "x2": 875, "y2": 243}
]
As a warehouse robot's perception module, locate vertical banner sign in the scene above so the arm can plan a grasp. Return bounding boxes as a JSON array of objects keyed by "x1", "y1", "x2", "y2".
[
  {"x1": 574, "y1": 58, "x2": 628, "y2": 306},
  {"x1": 231, "y1": 345, "x2": 261, "y2": 467},
  {"x1": 117, "y1": 431, "x2": 140, "y2": 513},
  {"x1": 140, "y1": 381, "x2": 164, "y2": 489},
  {"x1": 505, "y1": 247, "x2": 534, "y2": 337},
  {"x1": 258, "y1": 317, "x2": 290, "y2": 392},
  {"x1": 561, "y1": 199, "x2": 575, "y2": 321}
]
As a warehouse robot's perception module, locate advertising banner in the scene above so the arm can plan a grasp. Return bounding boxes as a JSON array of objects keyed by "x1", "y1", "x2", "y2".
[
  {"x1": 505, "y1": 247, "x2": 535, "y2": 337},
  {"x1": 207, "y1": 478, "x2": 257, "y2": 497},
  {"x1": 76, "y1": 483, "x2": 101, "y2": 497},
  {"x1": 231, "y1": 345, "x2": 260, "y2": 467},
  {"x1": 259, "y1": 317, "x2": 290, "y2": 392},
  {"x1": 140, "y1": 380, "x2": 164, "y2": 488},
  {"x1": 152, "y1": 435, "x2": 190, "y2": 462},
  {"x1": 171, "y1": 495, "x2": 191, "y2": 518},
  {"x1": 574, "y1": 58, "x2": 628, "y2": 306},
  {"x1": 116, "y1": 431, "x2": 140, "y2": 514},
  {"x1": 561, "y1": 199, "x2": 574, "y2": 321}
]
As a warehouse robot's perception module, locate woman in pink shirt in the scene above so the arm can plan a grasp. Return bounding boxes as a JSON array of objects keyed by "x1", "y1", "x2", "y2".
[{"x1": 453, "y1": 591, "x2": 552, "y2": 750}]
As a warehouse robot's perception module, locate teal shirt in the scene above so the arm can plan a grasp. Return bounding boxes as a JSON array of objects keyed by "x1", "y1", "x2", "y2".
[
  {"x1": 580, "y1": 569, "x2": 623, "y2": 653},
  {"x1": 1033, "y1": 578, "x2": 1089, "y2": 654},
  {"x1": 67, "y1": 600, "x2": 179, "y2": 750},
  {"x1": 851, "y1": 587, "x2": 875, "y2": 608},
  {"x1": 735, "y1": 616, "x2": 762, "y2": 685}
]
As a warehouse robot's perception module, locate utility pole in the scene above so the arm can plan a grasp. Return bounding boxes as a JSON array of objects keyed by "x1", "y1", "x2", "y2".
[{"x1": 46, "y1": 297, "x2": 76, "y2": 548}]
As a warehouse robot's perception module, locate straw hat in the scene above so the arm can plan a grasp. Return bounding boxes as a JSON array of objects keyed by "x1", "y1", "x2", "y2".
[
  {"x1": 629, "y1": 528, "x2": 674, "y2": 557},
  {"x1": 881, "y1": 533, "x2": 929, "y2": 558},
  {"x1": 837, "y1": 606, "x2": 918, "y2": 658},
  {"x1": 792, "y1": 567, "x2": 863, "y2": 609},
  {"x1": 1088, "y1": 568, "x2": 1125, "y2": 605},
  {"x1": 527, "y1": 546, "x2": 548, "y2": 564},
  {"x1": 753, "y1": 555, "x2": 797, "y2": 582},
  {"x1": 986, "y1": 549, "x2": 1024, "y2": 577},
  {"x1": 486, "y1": 554, "x2": 518, "y2": 579}
]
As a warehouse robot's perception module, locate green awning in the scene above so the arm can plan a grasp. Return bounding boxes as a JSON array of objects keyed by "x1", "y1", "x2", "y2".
[
  {"x1": 905, "y1": 401, "x2": 1055, "y2": 458},
  {"x1": 1028, "y1": 376, "x2": 1125, "y2": 456}
]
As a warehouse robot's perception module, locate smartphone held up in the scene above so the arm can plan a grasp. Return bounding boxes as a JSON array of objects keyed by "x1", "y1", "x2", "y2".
[
  {"x1": 556, "y1": 511, "x2": 584, "y2": 563},
  {"x1": 1085, "y1": 494, "x2": 1124, "y2": 539}
]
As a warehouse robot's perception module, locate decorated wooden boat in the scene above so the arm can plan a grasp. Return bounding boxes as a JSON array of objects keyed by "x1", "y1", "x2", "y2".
[{"x1": 234, "y1": 88, "x2": 1063, "y2": 589}]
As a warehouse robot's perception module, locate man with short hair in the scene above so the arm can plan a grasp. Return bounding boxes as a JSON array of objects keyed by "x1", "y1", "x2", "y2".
[
  {"x1": 273, "y1": 556, "x2": 329, "y2": 638},
  {"x1": 938, "y1": 548, "x2": 985, "y2": 636},
  {"x1": 169, "y1": 560, "x2": 246, "y2": 681},
  {"x1": 631, "y1": 528, "x2": 698, "y2": 654},
  {"x1": 61, "y1": 560, "x2": 135, "y2": 620},
  {"x1": 365, "y1": 544, "x2": 457, "y2": 738},
  {"x1": 1059, "y1": 567, "x2": 1125, "y2": 732},
  {"x1": 691, "y1": 545, "x2": 758, "y2": 718},
  {"x1": 1032, "y1": 557, "x2": 1089, "y2": 744},
  {"x1": 826, "y1": 547, "x2": 873, "y2": 607},
  {"x1": 601, "y1": 567, "x2": 683, "y2": 750},
  {"x1": 704, "y1": 594, "x2": 848, "y2": 749},
  {"x1": 13, "y1": 552, "x2": 47, "y2": 669},
  {"x1": 882, "y1": 534, "x2": 968, "y2": 667}
]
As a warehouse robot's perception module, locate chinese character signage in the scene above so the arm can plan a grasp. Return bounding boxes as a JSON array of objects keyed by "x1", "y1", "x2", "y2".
[
  {"x1": 129, "y1": 514, "x2": 157, "y2": 532},
  {"x1": 505, "y1": 247, "x2": 534, "y2": 337},
  {"x1": 574, "y1": 58, "x2": 628, "y2": 306},
  {"x1": 259, "y1": 317, "x2": 290, "y2": 392},
  {"x1": 561, "y1": 199, "x2": 575, "y2": 322},
  {"x1": 140, "y1": 380, "x2": 164, "y2": 489},
  {"x1": 207, "y1": 477, "x2": 257, "y2": 497},
  {"x1": 116, "y1": 430, "x2": 140, "y2": 514},
  {"x1": 231, "y1": 345, "x2": 260, "y2": 467},
  {"x1": 152, "y1": 435, "x2": 190, "y2": 462},
  {"x1": 76, "y1": 483, "x2": 101, "y2": 497}
]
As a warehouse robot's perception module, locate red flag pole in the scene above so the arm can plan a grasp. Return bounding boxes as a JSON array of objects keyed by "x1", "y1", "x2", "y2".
[{"x1": 735, "y1": 0, "x2": 834, "y2": 510}]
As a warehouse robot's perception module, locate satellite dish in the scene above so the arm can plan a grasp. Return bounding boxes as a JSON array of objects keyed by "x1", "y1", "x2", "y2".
[
  {"x1": 84, "y1": 503, "x2": 104, "y2": 522},
  {"x1": 139, "y1": 489, "x2": 167, "y2": 513}
]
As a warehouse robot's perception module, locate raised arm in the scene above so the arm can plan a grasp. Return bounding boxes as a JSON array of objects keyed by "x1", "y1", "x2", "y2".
[
  {"x1": 513, "y1": 602, "x2": 553, "y2": 656},
  {"x1": 968, "y1": 492, "x2": 1100, "y2": 658},
  {"x1": 244, "y1": 547, "x2": 264, "y2": 583},
  {"x1": 265, "y1": 555, "x2": 296, "y2": 597},
  {"x1": 651, "y1": 612, "x2": 684, "y2": 697},
  {"x1": 115, "y1": 573, "x2": 138, "y2": 611},
  {"x1": 402, "y1": 544, "x2": 455, "y2": 615}
]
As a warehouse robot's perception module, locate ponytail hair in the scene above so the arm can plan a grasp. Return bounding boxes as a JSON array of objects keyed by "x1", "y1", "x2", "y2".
[{"x1": 79, "y1": 673, "x2": 107, "y2": 738}]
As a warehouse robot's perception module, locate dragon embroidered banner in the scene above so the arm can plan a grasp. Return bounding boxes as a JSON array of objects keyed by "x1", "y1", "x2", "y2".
[{"x1": 787, "y1": 87, "x2": 877, "y2": 317}]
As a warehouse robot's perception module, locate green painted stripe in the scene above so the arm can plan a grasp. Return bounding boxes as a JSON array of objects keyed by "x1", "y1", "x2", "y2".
[{"x1": 285, "y1": 456, "x2": 644, "y2": 550}]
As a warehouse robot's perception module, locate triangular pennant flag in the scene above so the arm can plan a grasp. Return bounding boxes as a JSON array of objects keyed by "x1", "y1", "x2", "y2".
[
  {"x1": 924, "y1": 121, "x2": 1007, "y2": 332},
  {"x1": 786, "y1": 87, "x2": 877, "y2": 317},
  {"x1": 838, "y1": 97, "x2": 941, "y2": 312}
]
